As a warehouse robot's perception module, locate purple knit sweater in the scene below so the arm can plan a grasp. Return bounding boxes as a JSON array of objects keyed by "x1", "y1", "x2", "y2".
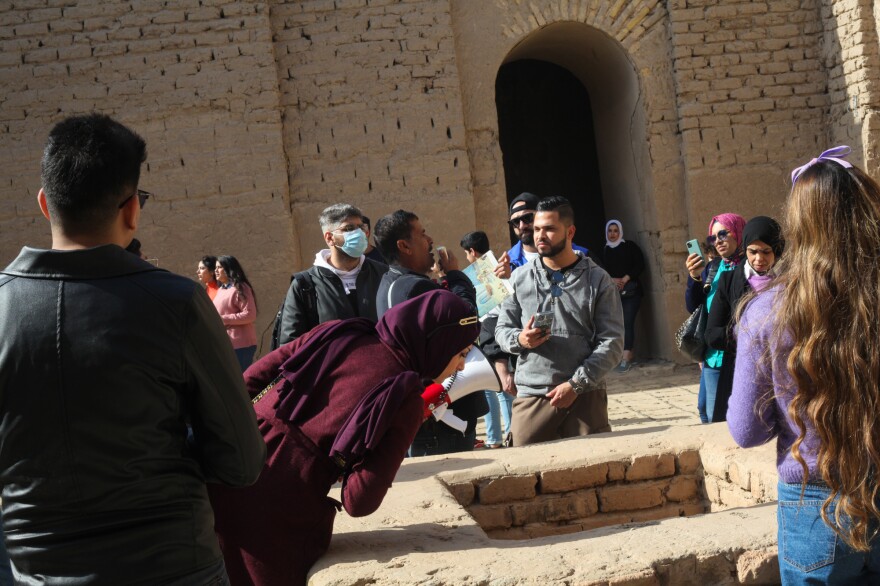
[{"x1": 728, "y1": 286, "x2": 820, "y2": 483}]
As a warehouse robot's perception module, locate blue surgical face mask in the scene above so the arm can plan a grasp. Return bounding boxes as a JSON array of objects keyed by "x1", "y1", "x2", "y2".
[{"x1": 336, "y1": 228, "x2": 368, "y2": 258}]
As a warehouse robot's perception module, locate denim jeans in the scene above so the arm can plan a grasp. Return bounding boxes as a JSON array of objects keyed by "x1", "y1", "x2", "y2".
[
  {"x1": 697, "y1": 364, "x2": 721, "y2": 424},
  {"x1": 483, "y1": 390, "x2": 513, "y2": 445},
  {"x1": 234, "y1": 345, "x2": 256, "y2": 373},
  {"x1": 777, "y1": 481, "x2": 880, "y2": 584}
]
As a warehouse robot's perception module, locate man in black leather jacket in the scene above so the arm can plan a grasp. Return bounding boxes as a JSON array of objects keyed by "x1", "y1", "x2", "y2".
[
  {"x1": 275, "y1": 203, "x2": 387, "y2": 346},
  {"x1": 0, "y1": 114, "x2": 266, "y2": 584}
]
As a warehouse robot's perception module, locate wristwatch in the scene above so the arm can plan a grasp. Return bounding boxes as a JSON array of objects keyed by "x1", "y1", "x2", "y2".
[{"x1": 568, "y1": 378, "x2": 588, "y2": 394}]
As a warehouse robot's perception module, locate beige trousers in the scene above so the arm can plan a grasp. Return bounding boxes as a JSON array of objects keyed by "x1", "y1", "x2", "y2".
[{"x1": 511, "y1": 389, "x2": 611, "y2": 446}]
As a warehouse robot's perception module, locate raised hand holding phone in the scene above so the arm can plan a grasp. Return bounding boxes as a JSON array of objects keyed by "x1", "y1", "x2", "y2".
[
  {"x1": 684, "y1": 239, "x2": 706, "y2": 280},
  {"x1": 518, "y1": 314, "x2": 551, "y2": 350}
]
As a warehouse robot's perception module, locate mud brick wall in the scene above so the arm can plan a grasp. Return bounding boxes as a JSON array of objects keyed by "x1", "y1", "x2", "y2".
[
  {"x1": 670, "y1": 0, "x2": 827, "y2": 224},
  {"x1": 0, "y1": 1, "x2": 296, "y2": 345},
  {"x1": 269, "y1": 0, "x2": 475, "y2": 255},
  {"x1": 820, "y1": 0, "x2": 880, "y2": 177},
  {"x1": 449, "y1": 447, "x2": 779, "y2": 541},
  {"x1": 452, "y1": 451, "x2": 708, "y2": 540}
]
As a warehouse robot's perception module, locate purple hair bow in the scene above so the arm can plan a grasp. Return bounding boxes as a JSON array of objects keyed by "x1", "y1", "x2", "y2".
[{"x1": 791, "y1": 146, "x2": 853, "y2": 184}]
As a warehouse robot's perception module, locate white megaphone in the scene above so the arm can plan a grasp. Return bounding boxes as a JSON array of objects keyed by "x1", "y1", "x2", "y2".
[{"x1": 432, "y1": 346, "x2": 502, "y2": 433}]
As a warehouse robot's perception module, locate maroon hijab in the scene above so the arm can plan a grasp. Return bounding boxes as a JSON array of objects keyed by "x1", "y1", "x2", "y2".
[{"x1": 274, "y1": 290, "x2": 479, "y2": 468}]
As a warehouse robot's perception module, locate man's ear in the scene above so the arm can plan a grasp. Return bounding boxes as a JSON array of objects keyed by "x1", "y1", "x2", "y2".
[
  {"x1": 37, "y1": 188, "x2": 51, "y2": 221},
  {"x1": 323, "y1": 231, "x2": 336, "y2": 249},
  {"x1": 567, "y1": 224, "x2": 576, "y2": 242},
  {"x1": 396, "y1": 238, "x2": 411, "y2": 258},
  {"x1": 120, "y1": 193, "x2": 139, "y2": 232}
]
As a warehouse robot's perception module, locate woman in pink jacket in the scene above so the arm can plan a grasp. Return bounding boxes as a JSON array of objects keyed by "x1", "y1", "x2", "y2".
[{"x1": 213, "y1": 255, "x2": 258, "y2": 371}]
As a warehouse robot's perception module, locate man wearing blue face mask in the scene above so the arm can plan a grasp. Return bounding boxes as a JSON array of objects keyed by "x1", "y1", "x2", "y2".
[{"x1": 276, "y1": 203, "x2": 388, "y2": 345}]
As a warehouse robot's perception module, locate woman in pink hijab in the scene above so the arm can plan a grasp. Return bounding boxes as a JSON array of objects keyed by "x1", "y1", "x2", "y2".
[{"x1": 683, "y1": 212, "x2": 746, "y2": 423}]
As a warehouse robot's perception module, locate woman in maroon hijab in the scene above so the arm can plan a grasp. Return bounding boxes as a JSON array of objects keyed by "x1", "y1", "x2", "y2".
[{"x1": 208, "y1": 290, "x2": 479, "y2": 586}]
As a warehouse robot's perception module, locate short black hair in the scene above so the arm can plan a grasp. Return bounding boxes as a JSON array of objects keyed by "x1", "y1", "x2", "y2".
[
  {"x1": 536, "y1": 195, "x2": 575, "y2": 226},
  {"x1": 460, "y1": 231, "x2": 490, "y2": 255},
  {"x1": 374, "y1": 210, "x2": 419, "y2": 263},
  {"x1": 361, "y1": 215, "x2": 371, "y2": 230},
  {"x1": 41, "y1": 114, "x2": 147, "y2": 234}
]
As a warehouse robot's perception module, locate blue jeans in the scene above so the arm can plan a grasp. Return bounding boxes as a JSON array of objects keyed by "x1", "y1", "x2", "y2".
[
  {"x1": 778, "y1": 481, "x2": 880, "y2": 584},
  {"x1": 698, "y1": 364, "x2": 721, "y2": 424},
  {"x1": 234, "y1": 345, "x2": 256, "y2": 373},
  {"x1": 483, "y1": 390, "x2": 513, "y2": 445}
]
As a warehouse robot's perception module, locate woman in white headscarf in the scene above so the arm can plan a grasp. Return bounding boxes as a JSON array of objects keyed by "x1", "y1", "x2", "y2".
[{"x1": 601, "y1": 220, "x2": 645, "y2": 372}]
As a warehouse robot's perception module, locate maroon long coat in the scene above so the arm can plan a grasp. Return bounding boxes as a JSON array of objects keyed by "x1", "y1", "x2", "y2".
[{"x1": 208, "y1": 331, "x2": 423, "y2": 586}]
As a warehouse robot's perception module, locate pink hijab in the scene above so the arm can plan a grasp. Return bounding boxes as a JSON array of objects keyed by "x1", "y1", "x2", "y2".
[{"x1": 708, "y1": 213, "x2": 746, "y2": 247}]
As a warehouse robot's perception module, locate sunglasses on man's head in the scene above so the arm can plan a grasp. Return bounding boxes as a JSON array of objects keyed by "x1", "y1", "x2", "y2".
[
  {"x1": 508, "y1": 212, "x2": 535, "y2": 227},
  {"x1": 118, "y1": 189, "x2": 151, "y2": 209},
  {"x1": 706, "y1": 230, "x2": 730, "y2": 245}
]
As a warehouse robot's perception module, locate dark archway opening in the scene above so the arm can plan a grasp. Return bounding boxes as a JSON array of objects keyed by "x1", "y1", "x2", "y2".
[{"x1": 495, "y1": 59, "x2": 606, "y2": 252}]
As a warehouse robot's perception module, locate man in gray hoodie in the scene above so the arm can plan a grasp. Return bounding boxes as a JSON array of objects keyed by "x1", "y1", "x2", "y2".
[{"x1": 495, "y1": 196, "x2": 624, "y2": 446}]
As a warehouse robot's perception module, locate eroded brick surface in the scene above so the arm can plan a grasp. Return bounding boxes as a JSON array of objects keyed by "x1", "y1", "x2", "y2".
[
  {"x1": 598, "y1": 484, "x2": 664, "y2": 512},
  {"x1": 540, "y1": 463, "x2": 608, "y2": 493},
  {"x1": 676, "y1": 450, "x2": 702, "y2": 474},
  {"x1": 477, "y1": 474, "x2": 537, "y2": 505},
  {"x1": 665, "y1": 475, "x2": 702, "y2": 503},
  {"x1": 445, "y1": 482, "x2": 475, "y2": 507},
  {"x1": 625, "y1": 454, "x2": 676, "y2": 481},
  {"x1": 736, "y1": 547, "x2": 780, "y2": 585},
  {"x1": 468, "y1": 503, "x2": 512, "y2": 531}
]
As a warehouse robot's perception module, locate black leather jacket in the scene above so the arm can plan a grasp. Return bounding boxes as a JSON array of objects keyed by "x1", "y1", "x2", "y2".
[{"x1": 0, "y1": 245, "x2": 266, "y2": 584}]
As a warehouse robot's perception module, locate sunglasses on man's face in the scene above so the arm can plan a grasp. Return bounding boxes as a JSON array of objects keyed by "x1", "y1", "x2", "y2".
[
  {"x1": 119, "y1": 189, "x2": 151, "y2": 209},
  {"x1": 508, "y1": 212, "x2": 535, "y2": 228},
  {"x1": 706, "y1": 230, "x2": 730, "y2": 246}
]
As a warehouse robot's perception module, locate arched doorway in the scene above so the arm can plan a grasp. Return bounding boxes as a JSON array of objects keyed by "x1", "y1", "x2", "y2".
[
  {"x1": 496, "y1": 59, "x2": 606, "y2": 251},
  {"x1": 493, "y1": 22, "x2": 664, "y2": 358}
]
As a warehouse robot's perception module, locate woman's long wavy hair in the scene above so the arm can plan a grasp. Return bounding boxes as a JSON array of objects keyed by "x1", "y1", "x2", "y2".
[
  {"x1": 216, "y1": 255, "x2": 258, "y2": 310},
  {"x1": 772, "y1": 160, "x2": 880, "y2": 551}
]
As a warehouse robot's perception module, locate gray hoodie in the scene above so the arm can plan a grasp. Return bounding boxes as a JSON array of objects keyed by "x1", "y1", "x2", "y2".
[{"x1": 495, "y1": 254, "x2": 624, "y2": 397}]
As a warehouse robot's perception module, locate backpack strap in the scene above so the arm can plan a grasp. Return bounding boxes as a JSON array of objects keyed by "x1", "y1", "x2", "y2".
[
  {"x1": 270, "y1": 269, "x2": 319, "y2": 351},
  {"x1": 293, "y1": 269, "x2": 319, "y2": 331}
]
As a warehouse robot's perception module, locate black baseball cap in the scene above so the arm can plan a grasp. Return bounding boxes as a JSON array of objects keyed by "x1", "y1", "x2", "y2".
[{"x1": 508, "y1": 192, "x2": 539, "y2": 216}]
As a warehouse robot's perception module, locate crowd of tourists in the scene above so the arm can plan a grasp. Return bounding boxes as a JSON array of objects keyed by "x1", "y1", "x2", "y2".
[{"x1": 0, "y1": 113, "x2": 877, "y2": 585}]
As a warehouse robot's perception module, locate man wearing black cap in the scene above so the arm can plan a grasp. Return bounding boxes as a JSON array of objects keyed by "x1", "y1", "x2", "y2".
[{"x1": 505, "y1": 192, "x2": 592, "y2": 272}]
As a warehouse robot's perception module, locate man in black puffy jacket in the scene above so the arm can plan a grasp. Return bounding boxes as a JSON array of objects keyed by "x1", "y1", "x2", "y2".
[
  {"x1": 0, "y1": 114, "x2": 265, "y2": 584},
  {"x1": 275, "y1": 203, "x2": 387, "y2": 347}
]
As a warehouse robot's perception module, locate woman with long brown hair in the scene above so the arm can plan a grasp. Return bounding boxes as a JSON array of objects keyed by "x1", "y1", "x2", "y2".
[{"x1": 729, "y1": 146, "x2": 880, "y2": 583}]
